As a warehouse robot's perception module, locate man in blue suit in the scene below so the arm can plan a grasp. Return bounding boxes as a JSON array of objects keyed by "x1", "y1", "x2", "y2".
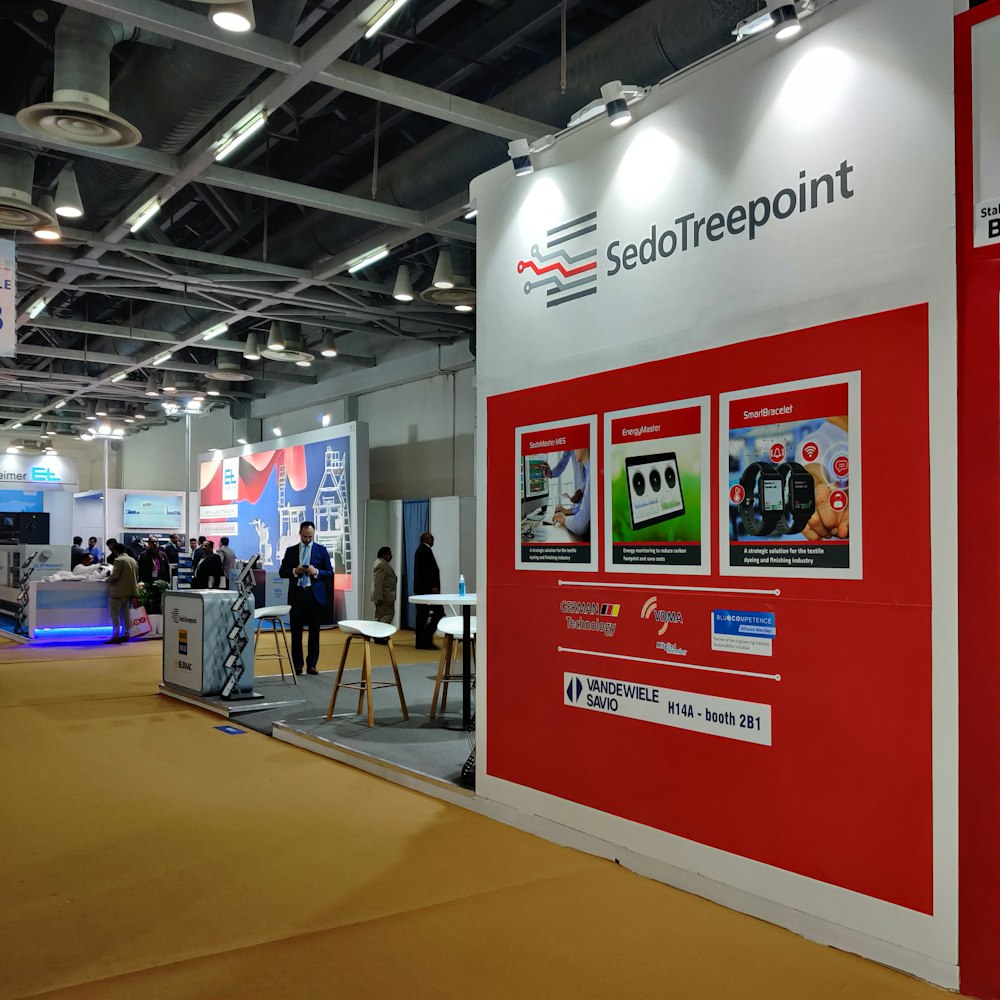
[{"x1": 279, "y1": 520, "x2": 334, "y2": 675}]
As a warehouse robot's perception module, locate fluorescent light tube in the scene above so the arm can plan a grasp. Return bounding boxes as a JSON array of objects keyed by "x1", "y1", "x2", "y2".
[
  {"x1": 27, "y1": 297, "x2": 47, "y2": 319},
  {"x1": 201, "y1": 322, "x2": 229, "y2": 341},
  {"x1": 215, "y1": 111, "x2": 267, "y2": 162},
  {"x1": 347, "y1": 245, "x2": 389, "y2": 273},
  {"x1": 128, "y1": 197, "x2": 161, "y2": 233},
  {"x1": 364, "y1": 0, "x2": 409, "y2": 39}
]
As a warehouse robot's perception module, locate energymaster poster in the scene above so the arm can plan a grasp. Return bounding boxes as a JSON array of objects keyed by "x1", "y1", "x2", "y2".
[{"x1": 603, "y1": 399, "x2": 709, "y2": 574}]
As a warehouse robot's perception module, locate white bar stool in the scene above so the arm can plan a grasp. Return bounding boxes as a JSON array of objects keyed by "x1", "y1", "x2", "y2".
[
  {"x1": 327, "y1": 620, "x2": 408, "y2": 727},
  {"x1": 254, "y1": 604, "x2": 294, "y2": 684},
  {"x1": 430, "y1": 615, "x2": 477, "y2": 718}
]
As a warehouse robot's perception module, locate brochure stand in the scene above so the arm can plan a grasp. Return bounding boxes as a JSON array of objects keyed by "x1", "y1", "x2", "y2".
[
  {"x1": 221, "y1": 555, "x2": 261, "y2": 701},
  {"x1": 14, "y1": 552, "x2": 36, "y2": 635}
]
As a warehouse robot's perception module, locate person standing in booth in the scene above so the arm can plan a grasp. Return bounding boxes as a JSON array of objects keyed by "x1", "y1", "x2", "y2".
[
  {"x1": 371, "y1": 546, "x2": 396, "y2": 643},
  {"x1": 279, "y1": 521, "x2": 333, "y2": 675},
  {"x1": 413, "y1": 531, "x2": 444, "y2": 650},
  {"x1": 138, "y1": 536, "x2": 171, "y2": 586},
  {"x1": 104, "y1": 540, "x2": 138, "y2": 644}
]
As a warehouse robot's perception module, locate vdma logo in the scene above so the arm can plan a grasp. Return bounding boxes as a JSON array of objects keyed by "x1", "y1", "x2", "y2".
[{"x1": 517, "y1": 211, "x2": 598, "y2": 308}]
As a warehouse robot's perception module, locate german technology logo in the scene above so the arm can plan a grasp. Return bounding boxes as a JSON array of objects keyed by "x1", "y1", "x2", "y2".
[{"x1": 517, "y1": 211, "x2": 598, "y2": 307}]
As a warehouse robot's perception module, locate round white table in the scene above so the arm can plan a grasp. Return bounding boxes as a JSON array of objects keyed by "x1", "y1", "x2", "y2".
[{"x1": 409, "y1": 592, "x2": 476, "y2": 730}]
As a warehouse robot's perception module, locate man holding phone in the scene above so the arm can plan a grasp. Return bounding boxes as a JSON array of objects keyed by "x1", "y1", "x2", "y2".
[{"x1": 279, "y1": 521, "x2": 334, "y2": 675}]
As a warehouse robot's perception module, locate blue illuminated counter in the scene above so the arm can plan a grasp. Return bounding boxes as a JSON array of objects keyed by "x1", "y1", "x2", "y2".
[
  {"x1": 28, "y1": 580, "x2": 113, "y2": 639},
  {"x1": 162, "y1": 590, "x2": 255, "y2": 696}
]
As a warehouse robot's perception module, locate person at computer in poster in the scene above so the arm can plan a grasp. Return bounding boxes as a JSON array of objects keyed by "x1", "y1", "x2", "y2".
[{"x1": 517, "y1": 419, "x2": 596, "y2": 570}]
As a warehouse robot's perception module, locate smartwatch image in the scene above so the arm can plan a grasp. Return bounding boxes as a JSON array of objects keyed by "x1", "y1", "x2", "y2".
[
  {"x1": 777, "y1": 461, "x2": 816, "y2": 535},
  {"x1": 738, "y1": 461, "x2": 784, "y2": 536}
]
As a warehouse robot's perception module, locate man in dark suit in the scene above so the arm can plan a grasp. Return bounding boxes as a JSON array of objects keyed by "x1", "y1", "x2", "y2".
[
  {"x1": 413, "y1": 531, "x2": 444, "y2": 649},
  {"x1": 278, "y1": 520, "x2": 334, "y2": 675},
  {"x1": 193, "y1": 539, "x2": 224, "y2": 589},
  {"x1": 163, "y1": 534, "x2": 180, "y2": 566},
  {"x1": 137, "y1": 536, "x2": 171, "y2": 586}
]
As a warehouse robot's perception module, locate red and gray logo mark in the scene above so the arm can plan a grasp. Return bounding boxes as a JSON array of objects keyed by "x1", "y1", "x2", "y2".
[{"x1": 517, "y1": 211, "x2": 598, "y2": 307}]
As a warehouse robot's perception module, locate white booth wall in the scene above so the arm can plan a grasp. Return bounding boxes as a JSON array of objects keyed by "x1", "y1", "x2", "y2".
[{"x1": 473, "y1": 0, "x2": 957, "y2": 988}]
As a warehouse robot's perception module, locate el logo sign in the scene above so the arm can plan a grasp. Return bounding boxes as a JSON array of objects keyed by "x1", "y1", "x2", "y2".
[
  {"x1": 31, "y1": 467, "x2": 59, "y2": 482},
  {"x1": 224, "y1": 468, "x2": 237, "y2": 487}
]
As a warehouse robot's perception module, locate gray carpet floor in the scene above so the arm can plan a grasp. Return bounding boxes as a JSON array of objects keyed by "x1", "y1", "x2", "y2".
[{"x1": 244, "y1": 662, "x2": 474, "y2": 785}]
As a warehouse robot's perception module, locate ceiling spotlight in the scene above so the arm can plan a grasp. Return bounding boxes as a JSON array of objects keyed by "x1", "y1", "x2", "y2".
[
  {"x1": 214, "y1": 109, "x2": 266, "y2": 162},
  {"x1": 347, "y1": 245, "x2": 389, "y2": 274},
  {"x1": 40, "y1": 423, "x2": 52, "y2": 437},
  {"x1": 54, "y1": 164, "x2": 84, "y2": 218},
  {"x1": 135, "y1": 412, "x2": 146, "y2": 420},
  {"x1": 433, "y1": 249, "x2": 455, "y2": 289},
  {"x1": 161, "y1": 371, "x2": 177, "y2": 393},
  {"x1": 464, "y1": 206, "x2": 478, "y2": 220},
  {"x1": 85, "y1": 402, "x2": 97, "y2": 421},
  {"x1": 243, "y1": 329, "x2": 261, "y2": 361},
  {"x1": 145, "y1": 374, "x2": 159, "y2": 396},
  {"x1": 600, "y1": 81, "x2": 632, "y2": 127},
  {"x1": 266, "y1": 321, "x2": 285, "y2": 352},
  {"x1": 272, "y1": 426, "x2": 281, "y2": 436},
  {"x1": 320, "y1": 331, "x2": 339, "y2": 358},
  {"x1": 191, "y1": 384, "x2": 206, "y2": 402},
  {"x1": 771, "y1": 4, "x2": 801, "y2": 39},
  {"x1": 508, "y1": 138, "x2": 533, "y2": 177},
  {"x1": 237, "y1": 437, "x2": 248, "y2": 445},
  {"x1": 211, "y1": 0, "x2": 255, "y2": 32},
  {"x1": 392, "y1": 265, "x2": 414, "y2": 302},
  {"x1": 455, "y1": 304, "x2": 474, "y2": 313},
  {"x1": 201, "y1": 322, "x2": 228, "y2": 341},
  {"x1": 95, "y1": 400, "x2": 108, "y2": 417},
  {"x1": 365, "y1": 0, "x2": 410, "y2": 39},
  {"x1": 33, "y1": 196, "x2": 62, "y2": 240},
  {"x1": 127, "y1": 196, "x2": 160, "y2": 234},
  {"x1": 322, "y1": 413, "x2": 331, "y2": 427}
]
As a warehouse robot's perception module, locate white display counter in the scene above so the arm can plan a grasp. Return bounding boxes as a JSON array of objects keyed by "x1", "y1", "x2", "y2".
[
  {"x1": 28, "y1": 579, "x2": 112, "y2": 638},
  {"x1": 162, "y1": 589, "x2": 255, "y2": 696}
]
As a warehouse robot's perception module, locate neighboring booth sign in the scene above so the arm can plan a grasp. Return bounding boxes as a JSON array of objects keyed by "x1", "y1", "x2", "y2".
[
  {"x1": 0, "y1": 238, "x2": 13, "y2": 359},
  {"x1": 0, "y1": 453, "x2": 79, "y2": 488}
]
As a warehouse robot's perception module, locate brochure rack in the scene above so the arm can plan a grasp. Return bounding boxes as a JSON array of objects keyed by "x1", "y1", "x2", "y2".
[{"x1": 220, "y1": 555, "x2": 261, "y2": 701}]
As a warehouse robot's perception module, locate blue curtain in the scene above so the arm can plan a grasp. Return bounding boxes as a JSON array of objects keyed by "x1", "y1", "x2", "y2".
[{"x1": 402, "y1": 499, "x2": 429, "y2": 629}]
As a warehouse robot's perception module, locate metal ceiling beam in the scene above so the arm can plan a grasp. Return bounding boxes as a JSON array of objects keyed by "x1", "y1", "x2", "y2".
[{"x1": 52, "y1": 0, "x2": 555, "y2": 139}]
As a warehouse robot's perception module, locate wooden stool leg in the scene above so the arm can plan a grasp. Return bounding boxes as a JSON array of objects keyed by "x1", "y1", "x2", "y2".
[
  {"x1": 441, "y1": 635, "x2": 458, "y2": 715},
  {"x1": 277, "y1": 621, "x2": 294, "y2": 685},
  {"x1": 363, "y1": 639, "x2": 375, "y2": 728},
  {"x1": 386, "y1": 638, "x2": 408, "y2": 721},
  {"x1": 430, "y1": 634, "x2": 452, "y2": 718},
  {"x1": 326, "y1": 634, "x2": 353, "y2": 719}
]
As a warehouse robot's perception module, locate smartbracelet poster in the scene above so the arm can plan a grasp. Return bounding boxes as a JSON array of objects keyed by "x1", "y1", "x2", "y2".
[
  {"x1": 516, "y1": 416, "x2": 598, "y2": 571},
  {"x1": 720, "y1": 375, "x2": 860, "y2": 579},
  {"x1": 603, "y1": 398, "x2": 710, "y2": 574}
]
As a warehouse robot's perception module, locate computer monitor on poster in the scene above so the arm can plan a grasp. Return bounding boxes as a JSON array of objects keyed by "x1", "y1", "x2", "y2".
[{"x1": 520, "y1": 453, "x2": 550, "y2": 518}]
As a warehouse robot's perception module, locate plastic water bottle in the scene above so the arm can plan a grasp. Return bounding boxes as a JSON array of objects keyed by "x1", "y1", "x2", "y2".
[{"x1": 458, "y1": 574, "x2": 466, "y2": 597}]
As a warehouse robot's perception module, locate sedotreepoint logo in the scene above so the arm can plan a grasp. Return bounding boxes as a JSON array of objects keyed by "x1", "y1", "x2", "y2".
[{"x1": 517, "y1": 211, "x2": 598, "y2": 307}]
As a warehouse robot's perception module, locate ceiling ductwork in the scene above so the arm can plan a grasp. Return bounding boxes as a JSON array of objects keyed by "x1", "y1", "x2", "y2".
[
  {"x1": 15, "y1": 10, "x2": 163, "y2": 149},
  {"x1": 0, "y1": 146, "x2": 55, "y2": 231}
]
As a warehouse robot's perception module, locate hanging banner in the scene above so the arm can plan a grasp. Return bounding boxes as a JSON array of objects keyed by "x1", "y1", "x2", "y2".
[{"x1": 0, "y1": 239, "x2": 15, "y2": 358}]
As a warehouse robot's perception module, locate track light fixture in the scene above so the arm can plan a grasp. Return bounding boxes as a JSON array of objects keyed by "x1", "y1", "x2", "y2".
[
  {"x1": 508, "y1": 138, "x2": 533, "y2": 176},
  {"x1": 243, "y1": 330, "x2": 261, "y2": 361},
  {"x1": 600, "y1": 81, "x2": 633, "y2": 127},
  {"x1": 432, "y1": 250, "x2": 455, "y2": 289},
  {"x1": 54, "y1": 164, "x2": 84, "y2": 218},
  {"x1": 211, "y1": 0, "x2": 255, "y2": 32},
  {"x1": 733, "y1": 1, "x2": 810, "y2": 41},
  {"x1": 33, "y1": 196, "x2": 62, "y2": 240},
  {"x1": 393, "y1": 265, "x2": 414, "y2": 302},
  {"x1": 321, "y1": 331, "x2": 339, "y2": 358},
  {"x1": 771, "y1": 3, "x2": 802, "y2": 39}
]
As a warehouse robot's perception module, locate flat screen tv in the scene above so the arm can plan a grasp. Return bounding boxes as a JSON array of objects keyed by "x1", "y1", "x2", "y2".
[{"x1": 122, "y1": 494, "x2": 184, "y2": 531}]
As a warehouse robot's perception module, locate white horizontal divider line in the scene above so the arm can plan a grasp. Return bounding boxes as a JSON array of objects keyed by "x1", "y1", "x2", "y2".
[
  {"x1": 557, "y1": 646, "x2": 782, "y2": 682},
  {"x1": 558, "y1": 579, "x2": 781, "y2": 597}
]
